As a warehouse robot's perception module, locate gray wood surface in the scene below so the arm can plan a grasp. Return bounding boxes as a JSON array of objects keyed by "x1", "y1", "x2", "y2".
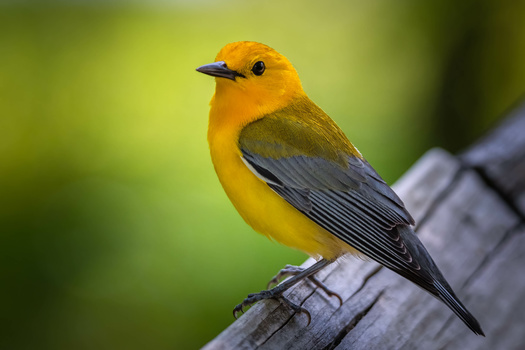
[
  {"x1": 203, "y1": 103, "x2": 525, "y2": 350},
  {"x1": 461, "y1": 103, "x2": 525, "y2": 216}
]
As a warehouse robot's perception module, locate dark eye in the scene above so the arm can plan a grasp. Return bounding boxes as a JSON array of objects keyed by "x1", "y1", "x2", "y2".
[{"x1": 252, "y1": 61, "x2": 265, "y2": 76}]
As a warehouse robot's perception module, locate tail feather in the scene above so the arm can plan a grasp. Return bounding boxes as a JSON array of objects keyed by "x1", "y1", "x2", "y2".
[
  {"x1": 396, "y1": 225, "x2": 485, "y2": 336},
  {"x1": 434, "y1": 281, "x2": 485, "y2": 336}
]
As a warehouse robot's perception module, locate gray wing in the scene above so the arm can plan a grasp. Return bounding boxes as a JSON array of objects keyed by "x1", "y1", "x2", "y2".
[
  {"x1": 242, "y1": 150, "x2": 486, "y2": 335},
  {"x1": 240, "y1": 149, "x2": 440, "y2": 286}
]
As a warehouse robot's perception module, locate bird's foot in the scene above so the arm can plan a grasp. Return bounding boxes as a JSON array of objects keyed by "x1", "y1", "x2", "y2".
[
  {"x1": 232, "y1": 259, "x2": 336, "y2": 325},
  {"x1": 306, "y1": 275, "x2": 343, "y2": 306},
  {"x1": 233, "y1": 289, "x2": 271, "y2": 319},
  {"x1": 266, "y1": 264, "x2": 304, "y2": 289},
  {"x1": 233, "y1": 288, "x2": 311, "y2": 325},
  {"x1": 278, "y1": 295, "x2": 311, "y2": 325},
  {"x1": 267, "y1": 264, "x2": 343, "y2": 306}
]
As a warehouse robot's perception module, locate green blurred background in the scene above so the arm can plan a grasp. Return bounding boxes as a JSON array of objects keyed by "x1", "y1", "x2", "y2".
[{"x1": 1, "y1": 0, "x2": 524, "y2": 348}]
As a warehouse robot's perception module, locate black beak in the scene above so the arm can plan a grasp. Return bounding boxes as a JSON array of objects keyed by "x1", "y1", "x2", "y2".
[{"x1": 196, "y1": 61, "x2": 245, "y2": 81}]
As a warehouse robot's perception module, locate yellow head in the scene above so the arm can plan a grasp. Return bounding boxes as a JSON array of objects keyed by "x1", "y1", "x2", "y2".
[{"x1": 197, "y1": 42, "x2": 305, "y2": 123}]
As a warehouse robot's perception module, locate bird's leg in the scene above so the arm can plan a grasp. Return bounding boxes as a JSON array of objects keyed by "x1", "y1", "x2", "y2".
[
  {"x1": 233, "y1": 258, "x2": 341, "y2": 324},
  {"x1": 267, "y1": 263, "x2": 343, "y2": 306},
  {"x1": 266, "y1": 264, "x2": 304, "y2": 289}
]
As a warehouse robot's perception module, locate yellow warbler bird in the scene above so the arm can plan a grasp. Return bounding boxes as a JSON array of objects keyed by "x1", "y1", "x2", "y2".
[{"x1": 196, "y1": 41, "x2": 484, "y2": 335}]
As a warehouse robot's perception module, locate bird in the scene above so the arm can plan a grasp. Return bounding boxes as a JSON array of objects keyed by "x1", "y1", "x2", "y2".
[{"x1": 196, "y1": 41, "x2": 484, "y2": 336}]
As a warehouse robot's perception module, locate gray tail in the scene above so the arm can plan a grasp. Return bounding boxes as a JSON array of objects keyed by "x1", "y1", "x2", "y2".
[
  {"x1": 396, "y1": 225, "x2": 485, "y2": 336},
  {"x1": 434, "y1": 279, "x2": 485, "y2": 336}
]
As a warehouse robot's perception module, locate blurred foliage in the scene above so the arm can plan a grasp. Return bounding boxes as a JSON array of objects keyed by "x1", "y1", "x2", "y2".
[{"x1": 0, "y1": 0, "x2": 524, "y2": 349}]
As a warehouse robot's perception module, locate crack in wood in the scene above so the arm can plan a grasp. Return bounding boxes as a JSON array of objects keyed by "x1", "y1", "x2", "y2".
[
  {"x1": 349, "y1": 264, "x2": 383, "y2": 298},
  {"x1": 433, "y1": 212, "x2": 508, "y2": 342},
  {"x1": 461, "y1": 222, "x2": 524, "y2": 290},
  {"x1": 434, "y1": 308, "x2": 459, "y2": 341},
  {"x1": 463, "y1": 163, "x2": 525, "y2": 222},
  {"x1": 322, "y1": 291, "x2": 384, "y2": 350},
  {"x1": 313, "y1": 267, "x2": 384, "y2": 350},
  {"x1": 256, "y1": 308, "x2": 296, "y2": 349},
  {"x1": 432, "y1": 218, "x2": 524, "y2": 343},
  {"x1": 414, "y1": 166, "x2": 463, "y2": 231},
  {"x1": 242, "y1": 301, "x2": 296, "y2": 348},
  {"x1": 257, "y1": 286, "x2": 318, "y2": 348},
  {"x1": 437, "y1": 336, "x2": 455, "y2": 350}
]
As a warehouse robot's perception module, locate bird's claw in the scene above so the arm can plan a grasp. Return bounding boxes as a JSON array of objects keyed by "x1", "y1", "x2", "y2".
[
  {"x1": 308, "y1": 276, "x2": 343, "y2": 307},
  {"x1": 233, "y1": 290, "x2": 273, "y2": 319},
  {"x1": 233, "y1": 303, "x2": 244, "y2": 319},
  {"x1": 267, "y1": 264, "x2": 343, "y2": 307},
  {"x1": 278, "y1": 296, "x2": 312, "y2": 326},
  {"x1": 232, "y1": 260, "x2": 335, "y2": 325},
  {"x1": 233, "y1": 292, "x2": 312, "y2": 325},
  {"x1": 267, "y1": 265, "x2": 305, "y2": 289}
]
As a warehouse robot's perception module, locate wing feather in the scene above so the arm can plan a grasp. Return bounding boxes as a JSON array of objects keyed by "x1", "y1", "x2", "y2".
[{"x1": 237, "y1": 110, "x2": 437, "y2": 294}]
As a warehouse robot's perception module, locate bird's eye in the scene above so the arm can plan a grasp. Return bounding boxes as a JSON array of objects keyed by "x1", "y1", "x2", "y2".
[{"x1": 252, "y1": 61, "x2": 265, "y2": 76}]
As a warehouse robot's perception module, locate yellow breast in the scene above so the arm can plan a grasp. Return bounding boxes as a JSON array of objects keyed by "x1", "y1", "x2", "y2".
[{"x1": 207, "y1": 117, "x2": 351, "y2": 260}]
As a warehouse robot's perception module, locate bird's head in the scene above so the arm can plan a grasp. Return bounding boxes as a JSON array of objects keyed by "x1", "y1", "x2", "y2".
[{"x1": 197, "y1": 42, "x2": 305, "y2": 119}]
